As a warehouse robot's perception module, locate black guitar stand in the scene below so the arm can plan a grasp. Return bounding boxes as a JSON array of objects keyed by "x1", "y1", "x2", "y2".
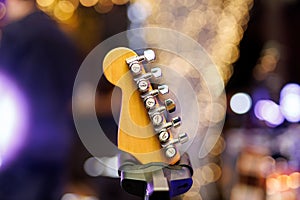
[{"x1": 119, "y1": 153, "x2": 193, "y2": 200}]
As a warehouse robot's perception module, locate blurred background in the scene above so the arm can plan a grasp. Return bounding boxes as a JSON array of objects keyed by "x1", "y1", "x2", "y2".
[{"x1": 0, "y1": 0, "x2": 300, "y2": 199}]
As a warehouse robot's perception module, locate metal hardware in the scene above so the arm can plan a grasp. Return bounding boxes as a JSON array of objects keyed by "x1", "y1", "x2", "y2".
[
  {"x1": 130, "y1": 62, "x2": 142, "y2": 75},
  {"x1": 158, "y1": 130, "x2": 170, "y2": 143},
  {"x1": 151, "y1": 114, "x2": 164, "y2": 126},
  {"x1": 150, "y1": 67, "x2": 162, "y2": 78},
  {"x1": 154, "y1": 116, "x2": 181, "y2": 133},
  {"x1": 137, "y1": 79, "x2": 150, "y2": 92},
  {"x1": 144, "y1": 96, "x2": 156, "y2": 110},
  {"x1": 148, "y1": 106, "x2": 166, "y2": 117},
  {"x1": 161, "y1": 133, "x2": 188, "y2": 148},
  {"x1": 141, "y1": 85, "x2": 169, "y2": 99},
  {"x1": 157, "y1": 85, "x2": 169, "y2": 95},
  {"x1": 126, "y1": 49, "x2": 156, "y2": 64},
  {"x1": 133, "y1": 68, "x2": 162, "y2": 83},
  {"x1": 165, "y1": 146, "x2": 177, "y2": 158},
  {"x1": 164, "y1": 99, "x2": 176, "y2": 113}
]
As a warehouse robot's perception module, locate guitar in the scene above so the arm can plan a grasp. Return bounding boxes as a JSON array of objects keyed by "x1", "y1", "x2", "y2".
[{"x1": 102, "y1": 47, "x2": 192, "y2": 198}]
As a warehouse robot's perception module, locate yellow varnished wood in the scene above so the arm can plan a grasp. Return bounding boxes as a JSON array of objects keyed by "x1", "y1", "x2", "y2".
[{"x1": 103, "y1": 47, "x2": 180, "y2": 164}]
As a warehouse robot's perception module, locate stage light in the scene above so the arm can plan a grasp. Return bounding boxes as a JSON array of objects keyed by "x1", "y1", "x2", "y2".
[
  {"x1": 280, "y1": 83, "x2": 300, "y2": 123},
  {"x1": 0, "y1": 72, "x2": 28, "y2": 167},
  {"x1": 254, "y1": 100, "x2": 284, "y2": 127},
  {"x1": 230, "y1": 92, "x2": 252, "y2": 114}
]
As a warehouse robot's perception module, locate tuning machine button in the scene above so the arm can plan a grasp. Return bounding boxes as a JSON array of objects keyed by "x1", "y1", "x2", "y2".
[
  {"x1": 141, "y1": 85, "x2": 169, "y2": 99},
  {"x1": 126, "y1": 49, "x2": 156, "y2": 64},
  {"x1": 157, "y1": 85, "x2": 169, "y2": 95},
  {"x1": 150, "y1": 67, "x2": 162, "y2": 78},
  {"x1": 164, "y1": 99, "x2": 176, "y2": 113},
  {"x1": 154, "y1": 116, "x2": 181, "y2": 133},
  {"x1": 169, "y1": 116, "x2": 181, "y2": 128}
]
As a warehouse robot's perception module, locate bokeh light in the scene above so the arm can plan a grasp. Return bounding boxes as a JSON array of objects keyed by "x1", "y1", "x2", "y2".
[
  {"x1": 61, "y1": 193, "x2": 99, "y2": 200},
  {"x1": 0, "y1": 2, "x2": 6, "y2": 20},
  {"x1": 54, "y1": 1, "x2": 75, "y2": 21},
  {"x1": 280, "y1": 83, "x2": 300, "y2": 123},
  {"x1": 83, "y1": 157, "x2": 104, "y2": 177},
  {"x1": 254, "y1": 100, "x2": 284, "y2": 127},
  {"x1": 0, "y1": 72, "x2": 28, "y2": 166},
  {"x1": 94, "y1": 0, "x2": 113, "y2": 14},
  {"x1": 80, "y1": 0, "x2": 98, "y2": 7},
  {"x1": 230, "y1": 92, "x2": 252, "y2": 114},
  {"x1": 84, "y1": 156, "x2": 118, "y2": 178},
  {"x1": 36, "y1": 0, "x2": 55, "y2": 7}
]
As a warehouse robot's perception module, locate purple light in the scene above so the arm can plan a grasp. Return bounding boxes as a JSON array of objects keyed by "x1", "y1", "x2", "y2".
[
  {"x1": 254, "y1": 100, "x2": 284, "y2": 127},
  {"x1": 0, "y1": 72, "x2": 28, "y2": 167},
  {"x1": 280, "y1": 83, "x2": 300, "y2": 99},
  {"x1": 280, "y1": 83, "x2": 300, "y2": 123}
]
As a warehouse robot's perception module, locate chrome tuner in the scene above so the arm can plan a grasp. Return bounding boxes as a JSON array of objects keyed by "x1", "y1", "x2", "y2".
[
  {"x1": 157, "y1": 85, "x2": 169, "y2": 95},
  {"x1": 144, "y1": 96, "x2": 156, "y2": 110},
  {"x1": 141, "y1": 85, "x2": 169, "y2": 99},
  {"x1": 150, "y1": 67, "x2": 162, "y2": 78},
  {"x1": 149, "y1": 106, "x2": 166, "y2": 126},
  {"x1": 151, "y1": 114, "x2": 164, "y2": 126},
  {"x1": 129, "y1": 62, "x2": 142, "y2": 75},
  {"x1": 154, "y1": 116, "x2": 181, "y2": 133},
  {"x1": 126, "y1": 49, "x2": 156, "y2": 64},
  {"x1": 165, "y1": 145, "x2": 177, "y2": 158},
  {"x1": 170, "y1": 116, "x2": 181, "y2": 128},
  {"x1": 158, "y1": 129, "x2": 170, "y2": 143},
  {"x1": 137, "y1": 79, "x2": 149, "y2": 92},
  {"x1": 164, "y1": 99, "x2": 176, "y2": 113},
  {"x1": 162, "y1": 133, "x2": 189, "y2": 149}
]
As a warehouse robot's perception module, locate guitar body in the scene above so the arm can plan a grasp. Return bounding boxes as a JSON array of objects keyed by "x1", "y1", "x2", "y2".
[{"x1": 103, "y1": 47, "x2": 180, "y2": 165}]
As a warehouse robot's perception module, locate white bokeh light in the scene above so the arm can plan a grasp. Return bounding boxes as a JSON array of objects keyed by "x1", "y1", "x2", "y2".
[
  {"x1": 0, "y1": 73, "x2": 28, "y2": 166},
  {"x1": 280, "y1": 83, "x2": 300, "y2": 123},
  {"x1": 230, "y1": 92, "x2": 252, "y2": 114}
]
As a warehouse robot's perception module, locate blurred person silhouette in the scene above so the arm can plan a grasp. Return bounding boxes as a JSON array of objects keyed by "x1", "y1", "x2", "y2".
[{"x1": 0, "y1": 0, "x2": 79, "y2": 199}]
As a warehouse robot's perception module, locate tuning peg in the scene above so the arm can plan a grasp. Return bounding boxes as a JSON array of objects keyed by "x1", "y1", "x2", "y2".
[
  {"x1": 163, "y1": 132, "x2": 189, "y2": 158},
  {"x1": 149, "y1": 106, "x2": 166, "y2": 126},
  {"x1": 162, "y1": 133, "x2": 189, "y2": 149},
  {"x1": 126, "y1": 49, "x2": 156, "y2": 64},
  {"x1": 154, "y1": 116, "x2": 181, "y2": 133},
  {"x1": 157, "y1": 85, "x2": 169, "y2": 95},
  {"x1": 129, "y1": 62, "x2": 142, "y2": 75},
  {"x1": 164, "y1": 133, "x2": 189, "y2": 158},
  {"x1": 141, "y1": 85, "x2": 169, "y2": 99},
  {"x1": 170, "y1": 116, "x2": 181, "y2": 128},
  {"x1": 164, "y1": 99, "x2": 176, "y2": 113},
  {"x1": 144, "y1": 96, "x2": 156, "y2": 110},
  {"x1": 158, "y1": 129, "x2": 170, "y2": 143},
  {"x1": 151, "y1": 67, "x2": 162, "y2": 78},
  {"x1": 136, "y1": 79, "x2": 150, "y2": 93}
]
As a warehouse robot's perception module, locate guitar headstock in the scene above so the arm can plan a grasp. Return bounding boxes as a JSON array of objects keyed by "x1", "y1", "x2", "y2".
[{"x1": 103, "y1": 47, "x2": 188, "y2": 165}]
